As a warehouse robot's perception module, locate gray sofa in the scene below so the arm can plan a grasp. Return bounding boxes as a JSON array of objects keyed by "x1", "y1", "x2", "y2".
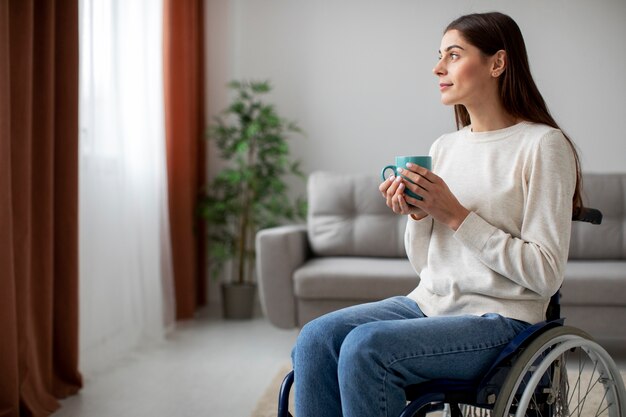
[{"x1": 256, "y1": 171, "x2": 626, "y2": 352}]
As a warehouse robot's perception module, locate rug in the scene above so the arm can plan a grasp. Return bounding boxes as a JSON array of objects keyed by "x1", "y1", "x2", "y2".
[
  {"x1": 251, "y1": 362, "x2": 294, "y2": 417},
  {"x1": 251, "y1": 363, "x2": 626, "y2": 417}
]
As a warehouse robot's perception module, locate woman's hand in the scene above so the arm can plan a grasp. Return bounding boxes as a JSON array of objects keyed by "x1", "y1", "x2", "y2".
[
  {"x1": 395, "y1": 163, "x2": 470, "y2": 231},
  {"x1": 379, "y1": 174, "x2": 428, "y2": 220}
]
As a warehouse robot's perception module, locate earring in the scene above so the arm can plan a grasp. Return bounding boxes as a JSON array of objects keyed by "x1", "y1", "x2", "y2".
[{"x1": 492, "y1": 71, "x2": 500, "y2": 77}]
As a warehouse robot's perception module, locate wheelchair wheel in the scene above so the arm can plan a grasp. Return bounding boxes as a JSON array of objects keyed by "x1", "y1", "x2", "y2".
[{"x1": 493, "y1": 326, "x2": 626, "y2": 417}]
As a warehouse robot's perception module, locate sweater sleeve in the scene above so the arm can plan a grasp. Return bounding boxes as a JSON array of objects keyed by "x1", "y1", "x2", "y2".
[{"x1": 453, "y1": 130, "x2": 576, "y2": 297}]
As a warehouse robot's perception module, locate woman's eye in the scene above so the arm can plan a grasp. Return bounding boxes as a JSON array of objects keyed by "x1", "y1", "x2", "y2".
[{"x1": 450, "y1": 53, "x2": 460, "y2": 60}]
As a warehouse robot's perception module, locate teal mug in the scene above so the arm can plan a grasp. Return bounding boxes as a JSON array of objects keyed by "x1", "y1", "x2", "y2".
[{"x1": 381, "y1": 155, "x2": 432, "y2": 201}]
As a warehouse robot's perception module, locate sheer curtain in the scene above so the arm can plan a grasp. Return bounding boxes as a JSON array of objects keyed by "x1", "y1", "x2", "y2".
[{"x1": 78, "y1": 0, "x2": 175, "y2": 375}]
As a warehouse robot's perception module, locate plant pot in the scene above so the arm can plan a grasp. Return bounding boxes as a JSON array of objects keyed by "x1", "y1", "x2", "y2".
[{"x1": 221, "y1": 282, "x2": 256, "y2": 320}]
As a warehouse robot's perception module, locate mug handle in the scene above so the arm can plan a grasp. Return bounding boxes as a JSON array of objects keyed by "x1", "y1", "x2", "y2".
[{"x1": 381, "y1": 165, "x2": 397, "y2": 181}]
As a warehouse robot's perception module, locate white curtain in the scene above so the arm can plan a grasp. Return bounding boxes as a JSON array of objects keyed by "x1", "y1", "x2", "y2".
[{"x1": 78, "y1": 0, "x2": 175, "y2": 375}]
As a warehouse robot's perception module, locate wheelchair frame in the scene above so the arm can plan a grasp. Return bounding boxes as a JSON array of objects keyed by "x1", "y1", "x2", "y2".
[{"x1": 276, "y1": 208, "x2": 626, "y2": 416}]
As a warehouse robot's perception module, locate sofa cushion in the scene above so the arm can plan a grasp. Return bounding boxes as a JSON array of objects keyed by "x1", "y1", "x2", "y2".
[
  {"x1": 307, "y1": 172, "x2": 407, "y2": 257},
  {"x1": 294, "y1": 259, "x2": 626, "y2": 306},
  {"x1": 569, "y1": 173, "x2": 626, "y2": 260},
  {"x1": 294, "y1": 257, "x2": 418, "y2": 300},
  {"x1": 562, "y1": 260, "x2": 626, "y2": 306}
]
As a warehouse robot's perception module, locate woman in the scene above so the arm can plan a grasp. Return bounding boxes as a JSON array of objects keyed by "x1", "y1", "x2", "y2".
[{"x1": 292, "y1": 12, "x2": 582, "y2": 417}]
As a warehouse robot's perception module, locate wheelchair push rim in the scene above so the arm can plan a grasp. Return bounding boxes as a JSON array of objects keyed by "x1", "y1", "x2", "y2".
[{"x1": 493, "y1": 326, "x2": 626, "y2": 417}]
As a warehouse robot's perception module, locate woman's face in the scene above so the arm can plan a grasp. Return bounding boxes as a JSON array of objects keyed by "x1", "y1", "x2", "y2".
[{"x1": 433, "y1": 30, "x2": 498, "y2": 108}]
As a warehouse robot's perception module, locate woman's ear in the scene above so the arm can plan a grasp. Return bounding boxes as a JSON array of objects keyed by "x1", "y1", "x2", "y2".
[{"x1": 491, "y1": 50, "x2": 507, "y2": 77}]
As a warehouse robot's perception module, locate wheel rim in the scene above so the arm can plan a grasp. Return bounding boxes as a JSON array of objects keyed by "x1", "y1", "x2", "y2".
[{"x1": 502, "y1": 336, "x2": 625, "y2": 417}]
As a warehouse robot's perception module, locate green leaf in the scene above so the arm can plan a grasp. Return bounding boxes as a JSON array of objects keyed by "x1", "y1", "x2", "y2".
[
  {"x1": 235, "y1": 141, "x2": 249, "y2": 154},
  {"x1": 227, "y1": 80, "x2": 242, "y2": 89},
  {"x1": 251, "y1": 80, "x2": 271, "y2": 93},
  {"x1": 229, "y1": 101, "x2": 245, "y2": 114},
  {"x1": 245, "y1": 122, "x2": 260, "y2": 138}
]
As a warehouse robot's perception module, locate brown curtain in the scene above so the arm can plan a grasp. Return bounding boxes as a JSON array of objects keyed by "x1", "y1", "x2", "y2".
[
  {"x1": 163, "y1": 0, "x2": 207, "y2": 319},
  {"x1": 0, "y1": 1, "x2": 82, "y2": 416}
]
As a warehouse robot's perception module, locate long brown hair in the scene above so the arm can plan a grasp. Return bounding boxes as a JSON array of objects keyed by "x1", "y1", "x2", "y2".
[{"x1": 445, "y1": 12, "x2": 583, "y2": 214}]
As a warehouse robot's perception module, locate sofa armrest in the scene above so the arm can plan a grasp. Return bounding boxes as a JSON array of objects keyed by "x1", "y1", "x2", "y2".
[{"x1": 256, "y1": 224, "x2": 310, "y2": 328}]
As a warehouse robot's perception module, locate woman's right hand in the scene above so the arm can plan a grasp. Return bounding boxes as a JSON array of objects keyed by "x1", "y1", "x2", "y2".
[{"x1": 379, "y1": 175, "x2": 428, "y2": 220}]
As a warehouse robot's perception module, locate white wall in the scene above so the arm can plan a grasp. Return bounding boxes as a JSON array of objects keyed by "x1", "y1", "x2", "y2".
[{"x1": 205, "y1": 0, "x2": 626, "y2": 178}]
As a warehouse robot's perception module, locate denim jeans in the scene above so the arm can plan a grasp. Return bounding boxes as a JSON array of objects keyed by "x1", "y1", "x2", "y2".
[{"x1": 291, "y1": 296, "x2": 530, "y2": 417}]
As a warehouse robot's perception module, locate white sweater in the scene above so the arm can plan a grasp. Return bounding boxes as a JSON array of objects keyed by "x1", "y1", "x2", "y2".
[{"x1": 405, "y1": 121, "x2": 576, "y2": 324}]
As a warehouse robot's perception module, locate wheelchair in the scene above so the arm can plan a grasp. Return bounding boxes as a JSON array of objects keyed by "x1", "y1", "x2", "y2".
[{"x1": 277, "y1": 208, "x2": 626, "y2": 416}]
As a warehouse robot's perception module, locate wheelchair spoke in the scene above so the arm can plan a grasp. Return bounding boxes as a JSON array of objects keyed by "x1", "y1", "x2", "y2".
[
  {"x1": 564, "y1": 347, "x2": 619, "y2": 417},
  {"x1": 528, "y1": 394, "x2": 545, "y2": 417},
  {"x1": 595, "y1": 390, "x2": 610, "y2": 416},
  {"x1": 569, "y1": 378, "x2": 598, "y2": 415},
  {"x1": 571, "y1": 350, "x2": 587, "y2": 413}
]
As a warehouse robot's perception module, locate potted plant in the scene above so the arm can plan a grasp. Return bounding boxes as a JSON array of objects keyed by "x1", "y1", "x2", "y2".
[{"x1": 199, "y1": 80, "x2": 306, "y2": 319}]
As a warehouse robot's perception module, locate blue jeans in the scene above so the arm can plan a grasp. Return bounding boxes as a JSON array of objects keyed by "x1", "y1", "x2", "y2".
[{"x1": 291, "y1": 296, "x2": 530, "y2": 417}]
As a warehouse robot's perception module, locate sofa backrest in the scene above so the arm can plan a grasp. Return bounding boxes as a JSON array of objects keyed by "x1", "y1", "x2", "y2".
[
  {"x1": 307, "y1": 171, "x2": 407, "y2": 257},
  {"x1": 569, "y1": 173, "x2": 626, "y2": 260},
  {"x1": 307, "y1": 171, "x2": 626, "y2": 260}
]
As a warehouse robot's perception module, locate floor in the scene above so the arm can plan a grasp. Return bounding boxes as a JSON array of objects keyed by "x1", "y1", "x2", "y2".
[{"x1": 52, "y1": 305, "x2": 299, "y2": 417}]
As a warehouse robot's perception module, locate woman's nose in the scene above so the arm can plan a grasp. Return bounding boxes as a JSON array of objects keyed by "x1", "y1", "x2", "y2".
[{"x1": 433, "y1": 60, "x2": 446, "y2": 76}]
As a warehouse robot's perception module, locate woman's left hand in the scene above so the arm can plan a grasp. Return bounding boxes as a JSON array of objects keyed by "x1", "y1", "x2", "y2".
[{"x1": 397, "y1": 163, "x2": 470, "y2": 231}]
